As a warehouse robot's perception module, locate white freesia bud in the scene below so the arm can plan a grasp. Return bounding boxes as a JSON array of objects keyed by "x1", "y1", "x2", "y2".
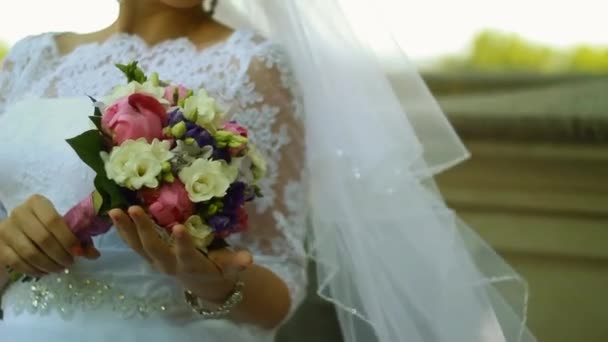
[
  {"x1": 247, "y1": 146, "x2": 267, "y2": 181},
  {"x1": 178, "y1": 158, "x2": 231, "y2": 202},
  {"x1": 184, "y1": 215, "x2": 215, "y2": 250}
]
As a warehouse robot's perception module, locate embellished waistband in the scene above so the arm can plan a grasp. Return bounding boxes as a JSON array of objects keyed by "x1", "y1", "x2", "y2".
[{"x1": 2, "y1": 269, "x2": 191, "y2": 320}]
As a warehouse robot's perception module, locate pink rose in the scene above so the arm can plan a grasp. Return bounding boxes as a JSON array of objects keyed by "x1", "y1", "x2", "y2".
[
  {"x1": 139, "y1": 180, "x2": 194, "y2": 229},
  {"x1": 222, "y1": 121, "x2": 248, "y2": 137},
  {"x1": 102, "y1": 93, "x2": 168, "y2": 145},
  {"x1": 163, "y1": 85, "x2": 190, "y2": 106}
]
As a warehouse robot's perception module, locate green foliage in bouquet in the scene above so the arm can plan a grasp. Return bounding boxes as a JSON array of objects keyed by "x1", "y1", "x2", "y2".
[{"x1": 115, "y1": 61, "x2": 147, "y2": 83}]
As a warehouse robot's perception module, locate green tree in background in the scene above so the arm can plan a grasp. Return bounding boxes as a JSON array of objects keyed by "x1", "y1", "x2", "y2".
[
  {"x1": 571, "y1": 45, "x2": 608, "y2": 73},
  {"x1": 469, "y1": 30, "x2": 564, "y2": 72},
  {"x1": 0, "y1": 41, "x2": 9, "y2": 62},
  {"x1": 438, "y1": 30, "x2": 608, "y2": 74}
]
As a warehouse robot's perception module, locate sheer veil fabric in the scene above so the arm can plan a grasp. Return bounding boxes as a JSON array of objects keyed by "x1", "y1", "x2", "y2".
[{"x1": 216, "y1": 1, "x2": 536, "y2": 342}]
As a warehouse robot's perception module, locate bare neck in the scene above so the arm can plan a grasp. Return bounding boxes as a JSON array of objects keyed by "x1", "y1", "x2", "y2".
[
  {"x1": 112, "y1": 0, "x2": 209, "y2": 45},
  {"x1": 56, "y1": 0, "x2": 233, "y2": 56}
]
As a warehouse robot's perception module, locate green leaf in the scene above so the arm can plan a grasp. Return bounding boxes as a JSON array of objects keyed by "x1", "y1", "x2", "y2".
[
  {"x1": 93, "y1": 105, "x2": 102, "y2": 117},
  {"x1": 89, "y1": 116, "x2": 102, "y2": 132},
  {"x1": 92, "y1": 190, "x2": 104, "y2": 214},
  {"x1": 66, "y1": 130, "x2": 105, "y2": 174},
  {"x1": 253, "y1": 185, "x2": 264, "y2": 198},
  {"x1": 66, "y1": 129, "x2": 132, "y2": 214},
  {"x1": 94, "y1": 175, "x2": 130, "y2": 213},
  {"x1": 87, "y1": 96, "x2": 102, "y2": 116},
  {"x1": 115, "y1": 63, "x2": 130, "y2": 79},
  {"x1": 115, "y1": 61, "x2": 147, "y2": 83},
  {"x1": 133, "y1": 68, "x2": 146, "y2": 84}
]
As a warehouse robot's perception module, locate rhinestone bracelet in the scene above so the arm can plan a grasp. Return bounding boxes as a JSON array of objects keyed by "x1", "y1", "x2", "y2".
[{"x1": 184, "y1": 281, "x2": 245, "y2": 319}]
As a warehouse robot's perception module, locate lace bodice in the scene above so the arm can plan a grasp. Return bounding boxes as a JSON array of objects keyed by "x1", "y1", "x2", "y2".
[{"x1": 0, "y1": 30, "x2": 307, "y2": 331}]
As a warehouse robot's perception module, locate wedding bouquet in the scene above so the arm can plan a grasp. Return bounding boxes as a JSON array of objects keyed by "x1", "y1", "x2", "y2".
[{"x1": 63, "y1": 61, "x2": 266, "y2": 251}]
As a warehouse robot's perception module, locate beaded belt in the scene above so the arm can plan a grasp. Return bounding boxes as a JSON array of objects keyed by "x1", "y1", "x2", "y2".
[{"x1": 2, "y1": 269, "x2": 188, "y2": 320}]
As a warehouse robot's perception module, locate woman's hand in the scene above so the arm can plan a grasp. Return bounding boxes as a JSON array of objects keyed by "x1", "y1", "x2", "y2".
[
  {"x1": 111, "y1": 206, "x2": 291, "y2": 327},
  {"x1": 109, "y1": 206, "x2": 253, "y2": 303},
  {"x1": 0, "y1": 194, "x2": 99, "y2": 277}
]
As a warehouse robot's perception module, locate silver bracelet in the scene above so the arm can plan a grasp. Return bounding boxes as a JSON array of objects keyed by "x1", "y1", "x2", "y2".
[{"x1": 184, "y1": 281, "x2": 245, "y2": 319}]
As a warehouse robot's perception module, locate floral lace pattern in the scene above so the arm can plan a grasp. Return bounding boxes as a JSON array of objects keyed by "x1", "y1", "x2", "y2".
[{"x1": 0, "y1": 30, "x2": 308, "y2": 321}]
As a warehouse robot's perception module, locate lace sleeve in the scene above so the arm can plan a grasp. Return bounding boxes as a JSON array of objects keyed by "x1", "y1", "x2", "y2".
[{"x1": 227, "y1": 42, "x2": 308, "y2": 314}]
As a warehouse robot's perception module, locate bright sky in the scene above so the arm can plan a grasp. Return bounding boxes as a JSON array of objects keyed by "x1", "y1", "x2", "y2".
[
  {"x1": 0, "y1": 1, "x2": 118, "y2": 43},
  {"x1": 0, "y1": 0, "x2": 605, "y2": 59}
]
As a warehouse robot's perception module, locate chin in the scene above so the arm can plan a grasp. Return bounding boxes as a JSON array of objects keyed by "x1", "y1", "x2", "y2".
[{"x1": 159, "y1": 0, "x2": 202, "y2": 9}]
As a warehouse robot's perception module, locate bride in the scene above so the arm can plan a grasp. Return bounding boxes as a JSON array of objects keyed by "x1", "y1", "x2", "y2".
[{"x1": 0, "y1": 0, "x2": 535, "y2": 341}]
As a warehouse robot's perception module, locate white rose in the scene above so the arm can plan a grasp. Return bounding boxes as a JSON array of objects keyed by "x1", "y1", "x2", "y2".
[
  {"x1": 247, "y1": 146, "x2": 267, "y2": 181},
  {"x1": 184, "y1": 215, "x2": 215, "y2": 250},
  {"x1": 182, "y1": 89, "x2": 224, "y2": 131},
  {"x1": 101, "y1": 139, "x2": 172, "y2": 190},
  {"x1": 104, "y1": 80, "x2": 168, "y2": 105},
  {"x1": 178, "y1": 158, "x2": 231, "y2": 202}
]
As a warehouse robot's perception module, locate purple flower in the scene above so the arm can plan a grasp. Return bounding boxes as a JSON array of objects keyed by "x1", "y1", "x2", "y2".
[
  {"x1": 185, "y1": 123, "x2": 215, "y2": 147},
  {"x1": 224, "y1": 182, "x2": 247, "y2": 211},
  {"x1": 208, "y1": 215, "x2": 233, "y2": 232},
  {"x1": 168, "y1": 108, "x2": 185, "y2": 127},
  {"x1": 212, "y1": 147, "x2": 231, "y2": 162}
]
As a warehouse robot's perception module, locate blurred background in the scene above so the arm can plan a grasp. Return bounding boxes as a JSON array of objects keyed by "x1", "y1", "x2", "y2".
[{"x1": 1, "y1": 1, "x2": 606, "y2": 341}]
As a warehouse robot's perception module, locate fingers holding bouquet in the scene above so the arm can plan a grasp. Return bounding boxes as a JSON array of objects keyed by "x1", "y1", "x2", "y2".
[
  {"x1": 109, "y1": 206, "x2": 252, "y2": 301},
  {"x1": 0, "y1": 194, "x2": 99, "y2": 278}
]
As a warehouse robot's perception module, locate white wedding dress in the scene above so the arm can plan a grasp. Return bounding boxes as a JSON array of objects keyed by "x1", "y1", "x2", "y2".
[{"x1": 0, "y1": 30, "x2": 308, "y2": 341}]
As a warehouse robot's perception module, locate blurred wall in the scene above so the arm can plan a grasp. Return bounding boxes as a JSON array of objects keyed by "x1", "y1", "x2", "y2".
[{"x1": 433, "y1": 76, "x2": 608, "y2": 342}]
